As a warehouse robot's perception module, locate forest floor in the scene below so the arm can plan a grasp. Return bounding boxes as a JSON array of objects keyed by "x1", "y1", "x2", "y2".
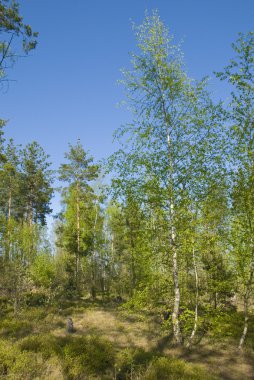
[
  {"x1": 0, "y1": 300, "x2": 254, "y2": 379},
  {"x1": 44, "y1": 300, "x2": 254, "y2": 379}
]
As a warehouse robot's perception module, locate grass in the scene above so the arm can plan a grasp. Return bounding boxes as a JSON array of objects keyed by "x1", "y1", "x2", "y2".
[{"x1": 0, "y1": 300, "x2": 253, "y2": 379}]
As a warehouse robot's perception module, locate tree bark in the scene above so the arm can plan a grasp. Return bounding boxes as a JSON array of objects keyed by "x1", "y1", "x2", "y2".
[
  {"x1": 28, "y1": 200, "x2": 33, "y2": 227},
  {"x1": 90, "y1": 199, "x2": 98, "y2": 299},
  {"x1": 172, "y1": 244, "x2": 182, "y2": 344},
  {"x1": 6, "y1": 189, "x2": 12, "y2": 261},
  {"x1": 155, "y1": 62, "x2": 183, "y2": 344},
  {"x1": 186, "y1": 247, "x2": 199, "y2": 347},
  {"x1": 238, "y1": 267, "x2": 254, "y2": 349},
  {"x1": 8, "y1": 189, "x2": 12, "y2": 220},
  {"x1": 167, "y1": 130, "x2": 182, "y2": 344},
  {"x1": 76, "y1": 182, "x2": 80, "y2": 291}
]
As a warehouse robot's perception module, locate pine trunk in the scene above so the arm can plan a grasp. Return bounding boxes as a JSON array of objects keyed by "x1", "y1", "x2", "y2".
[
  {"x1": 76, "y1": 183, "x2": 80, "y2": 291},
  {"x1": 8, "y1": 189, "x2": 12, "y2": 220},
  {"x1": 6, "y1": 189, "x2": 12, "y2": 260}
]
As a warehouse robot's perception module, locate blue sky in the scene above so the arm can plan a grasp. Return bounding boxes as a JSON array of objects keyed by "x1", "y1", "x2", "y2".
[{"x1": 1, "y1": 0, "x2": 254, "y2": 216}]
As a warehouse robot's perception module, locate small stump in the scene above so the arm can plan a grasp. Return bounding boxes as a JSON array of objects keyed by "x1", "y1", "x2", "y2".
[{"x1": 66, "y1": 317, "x2": 75, "y2": 333}]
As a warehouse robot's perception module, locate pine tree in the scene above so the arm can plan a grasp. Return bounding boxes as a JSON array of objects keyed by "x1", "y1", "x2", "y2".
[
  {"x1": 58, "y1": 140, "x2": 99, "y2": 293},
  {"x1": 20, "y1": 141, "x2": 53, "y2": 226}
]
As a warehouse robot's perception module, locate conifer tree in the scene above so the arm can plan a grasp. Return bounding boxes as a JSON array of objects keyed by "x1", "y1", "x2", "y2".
[{"x1": 58, "y1": 140, "x2": 99, "y2": 293}]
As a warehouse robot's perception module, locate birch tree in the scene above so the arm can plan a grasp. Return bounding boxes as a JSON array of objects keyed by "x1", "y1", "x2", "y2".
[
  {"x1": 216, "y1": 31, "x2": 254, "y2": 349},
  {"x1": 110, "y1": 12, "x2": 223, "y2": 344}
]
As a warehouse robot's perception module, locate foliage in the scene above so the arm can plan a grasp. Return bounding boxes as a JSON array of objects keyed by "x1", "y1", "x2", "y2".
[
  {"x1": 115, "y1": 347, "x2": 154, "y2": 378},
  {"x1": 0, "y1": 319, "x2": 32, "y2": 338},
  {"x1": 0, "y1": 339, "x2": 42, "y2": 379},
  {"x1": 0, "y1": 6, "x2": 254, "y2": 370},
  {"x1": 57, "y1": 140, "x2": 101, "y2": 295},
  {"x1": 143, "y1": 357, "x2": 217, "y2": 380},
  {"x1": 63, "y1": 335, "x2": 114, "y2": 378},
  {"x1": 0, "y1": 0, "x2": 38, "y2": 87}
]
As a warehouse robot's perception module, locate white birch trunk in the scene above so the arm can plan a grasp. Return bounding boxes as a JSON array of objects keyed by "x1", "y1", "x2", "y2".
[
  {"x1": 238, "y1": 267, "x2": 254, "y2": 349},
  {"x1": 186, "y1": 247, "x2": 199, "y2": 347},
  {"x1": 167, "y1": 130, "x2": 182, "y2": 344}
]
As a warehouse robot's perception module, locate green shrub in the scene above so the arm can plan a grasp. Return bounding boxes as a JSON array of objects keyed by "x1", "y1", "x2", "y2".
[
  {"x1": 19, "y1": 334, "x2": 61, "y2": 359},
  {"x1": 63, "y1": 335, "x2": 114, "y2": 379},
  {"x1": 207, "y1": 309, "x2": 242, "y2": 340},
  {"x1": 143, "y1": 357, "x2": 216, "y2": 380},
  {"x1": 115, "y1": 347, "x2": 154, "y2": 377},
  {"x1": 25, "y1": 292, "x2": 48, "y2": 306},
  {"x1": 180, "y1": 308, "x2": 196, "y2": 336},
  {"x1": 21, "y1": 306, "x2": 48, "y2": 320},
  {"x1": 0, "y1": 319, "x2": 32, "y2": 338},
  {"x1": 19, "y1": 335, "x2": 42, "y2": 352},
  {"x1": 0, "y1": 339, "x2": 43, "y2": 379}
]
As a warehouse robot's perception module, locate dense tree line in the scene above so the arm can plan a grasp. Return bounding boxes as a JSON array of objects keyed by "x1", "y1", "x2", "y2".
[{"x1": 0, "y1": 5, "x2": 254, "y2": 351}]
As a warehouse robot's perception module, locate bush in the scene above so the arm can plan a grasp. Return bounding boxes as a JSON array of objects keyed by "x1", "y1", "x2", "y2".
[
  {"x1": 115, "y1": 347, "x2": 154, "y2": 378},
  {"x1": 206, "y1": 309, "x2": 243, "y2": 340},
  {"x1": 180, "y1": 308, "x2": 196, "y2": 336},
  {"x1": 0, "y1": 339, "x2": 43, "y2": 379},
  {"x1": 0, "y1": 319, "x2": 32, "y2": 338},
  {"x1": 25, "y1": 292, "x2": 48, "y2": 306},
  {"x1": 19, "y1": 334, "x2": 61, "y2": 359},
  {"x1": 143, "y1": 357, "x2": 217, "y2": 380},
  {"x1": 20, "y1": 334, "x2": 115, "y2": 377},
  {"x1": 63, "y1": 335, "x2": 114, "y2": 379}
]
